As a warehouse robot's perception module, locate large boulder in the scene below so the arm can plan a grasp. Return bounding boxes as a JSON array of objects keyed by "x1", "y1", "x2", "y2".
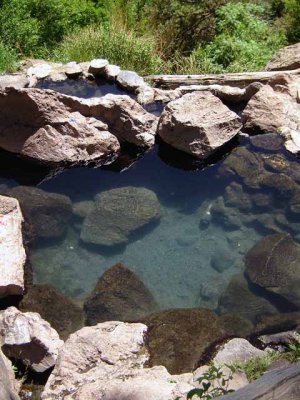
[
  {"x1": 84, "y1": 263, "x2": 159, "y2": 325},
  {"x1": 20, "y1": 284, "x2": 84, "y2": 340},
  {"x1": 241, "y1": 75, "x2": 300, "y2": 135},
  {"x1": 81, "y1": 186, "x2": 161, "y2": 247},
  {"x1": 0, "y1": 349, "x2": 20, "y2": 400},
  {"x1": 41, "y1": 321, "x2": 193, "y2": 400},
  {"x1": 0, "y1": 87, "x2": 120, "y2": 166},
  {"x1": 0, "y1": 195, "x2": 26, "y2": 297},
  {"x1": 157, "y1": 91, "x2": 242, "y2": 159},
  {"x1": 5, "y1": 186, "x2": 72, "y2": 239},
  {"x1": 245, "y1": 234, "x2": 300, "y2": 308},
  {"x1": 0, "y1": 307, "x2": 63, "y2": 372},
  {"x1": 266, "y1": 43, "x2": 300, "y2": 71},
  {"x1": 58, "y1": 93, "x2": 158, "y2": 148}
]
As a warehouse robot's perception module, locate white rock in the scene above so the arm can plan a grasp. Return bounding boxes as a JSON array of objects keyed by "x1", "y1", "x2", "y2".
[
  {"x1": 27, "y1": 64, "x2": 52, "y2": 79},
  {"x1": 0, "y1": 195, "x2": 26, "y2": 297},
  {"x1": 89, "y1": 59, "x2": 109, "y2": 76},
  {"x1": 0, "y1": 307, "x2": 63, "y2": 372},
  {"x1": 213, "y1": 338, "x2": 266, "y2": 366},
  {"x1": 104, "y1": 64, "x2": 121, "y2": 81},
  {"x1": 117, "y1": 70, "x2": 146, "y2": 91}
]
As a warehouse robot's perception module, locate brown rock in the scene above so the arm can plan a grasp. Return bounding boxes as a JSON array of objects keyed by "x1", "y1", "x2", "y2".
[
  {"x1": 0, "y1": 88, "x2": 120, "y2": 166},
  {"x1": 224, "y1": 182, "x2": 252, "y2": 211},
  {"x1": 157, "y1": 91, "x2": 242, "y2": 159},
  {"x1": 266, "y1": 43, "x2": 300, "y2": 71},
  {"x1": 0, "y1": 349, "x2": 20, "y2": 400},
  {"x1": 5, "y1": 186, "x2": 72, "y2": 239},
  {"x1": 20, "y1": 284, "x2": 84, "y2": 340},
  {"x1": 84, "y1": 263, "x2": 159, "y2": 325}
]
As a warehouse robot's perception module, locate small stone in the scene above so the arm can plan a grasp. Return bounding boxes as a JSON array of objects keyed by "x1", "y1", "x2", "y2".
[
  {"x1": 64, "y1": 62, "x2": 82, "y2": 79},
  {"x1": 88, "y1": 59, "x2": 109, "y2": 76},
  {"x1": 117, "y1": 70, "x2": 146, "y2": 91},
  {"x1": 104, "y1": 64, "x2": 121, "y2": 81},
  {"x1": 27, "y1": 64, "x2": 52, "y2": 79}
]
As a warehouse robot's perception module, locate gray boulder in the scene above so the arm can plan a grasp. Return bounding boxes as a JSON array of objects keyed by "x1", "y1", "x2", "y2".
[
  {"x1": 117, "y1": 70, "x2": 146, "y2": 91},
  {"x1": 266, "y1": 43, "x2": 300, "y2": 71},
  {"x1": 88, "y1": 59, "x2": 109, "y2": 76},
  {"x1": 157, "y1": 91, "x2": 242, "y2": 159},
  {"x1": 0, "y1": 195, "x2": 26, "y2": 297},
  {"x1": 81, "y1": 186, "x2": 161, "y2": 246}
]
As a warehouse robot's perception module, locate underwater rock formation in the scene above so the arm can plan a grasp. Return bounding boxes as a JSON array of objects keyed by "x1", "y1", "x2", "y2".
[
  {"x1": 0, "y1": 88, "x2": 120, "y2": 166},
  {"x1": 84, "y1": 263, "x2": 159, "y2": 325},
  {"x1": 5, "y1": 186, "x2": 72, "y2": 239},
  {"x1": 0, "y1": 307, "x2": 63, "y2": 373},
  {"x1": 157, "y1": 91, "x2": 242, "y2": 159},
  {"x1": 20, "y1": 284, "x2": 84, "y2": 340},
  {"x1": 0, "y1": 195, "x2": 26, "y2": 297},
  {"x1": 81, "y1": 186, "x2": 161, "y2": 246},
  {"x1": 245, "y1": 233, "x2": 300, "y2": 309}
]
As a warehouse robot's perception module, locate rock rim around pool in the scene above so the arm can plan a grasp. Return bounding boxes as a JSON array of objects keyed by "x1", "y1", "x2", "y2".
[
  {"x1": 245, "y1": 233, "x2": 300, "y2": 309},
  {"x1": 0, "y1": 195, "x2": 26, "y2": 297},
  {"x1": 84, "y1": 263, "x2": 159, "y2": 325},
  {"x1": 80, "y1": 186, "x2": 161, "y2": 247},
  {"x1": 157, "y1": 91, "x2": 242, "y2": 159}
]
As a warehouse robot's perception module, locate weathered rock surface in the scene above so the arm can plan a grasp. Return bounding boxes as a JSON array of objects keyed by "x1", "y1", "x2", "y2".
[
  {"x1": 144, "y1": 308, "x2": 243, "y2": 374},
  {"x1": 59, "y1": 93, "x2": 158, "y2": 148},
  {"x1": 84, "y1": 263, "x2": 159, "y2": 325},
  {"x1": 213, "y1": 338, "x2": 265, "y2": 366},
  {"x1": 0, "y1": 349, "x2": 20, "y2": 400},
  {"x1": 81, "y1": 187, "x2": 160, "y2": 246},
  {"x1": 104, "y1": 64, "x2": 121, "y2": 81},
  {"x1": 0, "y1": 307, "x2": 63, "y2": 372},
  {"x1": 42, "y1": 321, "x2": 192, "y2": 400},
  {"x1": 266, "y1": 43, "x2": 300, "y2": 71},
  {"x1": 0, "y1": 75, "x2": 29, "y2": 90},
  {"x1": 117, "y1": 70, "x2": 146, "y2": 91},
  {"x1": 88, "y1": 59, "x2": 109, "y2": 76},
  {"x1": 72, "y1": 200, "x2": 94, "y2": 219},
  {"x1": 218, "y1": 274, "x2": 278, "y2": 322},
  {"x1": 64, "y1": 62, "x2": 82, "y2": 79},
  {"x1": 0, "y1": 88, "x2": 120, "y2": 165},
  {"x1": 245, "y1": 234, "x2": 300, "y2": 308},
  {"x1": 158, "y1": 91, "x2": 242, "y2": 159},
  {"x1": 20, "y1": 284, "x2": 84, "y2": 340},
  {"x1": 5, "y1": 186, "x2": 72, "y2": 239},
  {"x1": 0, "y1": 195, "x2": 26, "y2": 297},
  {"x1": 218, "y1": 361, "x2": 300, "y2": 400},
  {"x1": 241, "y1": 75, "x2": 300, "y2": 135}
]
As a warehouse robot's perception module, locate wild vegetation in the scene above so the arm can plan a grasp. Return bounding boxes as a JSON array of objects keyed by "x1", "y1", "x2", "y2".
[{"x1": 0, "y1": 0, "x2": 299, "y2": 74}]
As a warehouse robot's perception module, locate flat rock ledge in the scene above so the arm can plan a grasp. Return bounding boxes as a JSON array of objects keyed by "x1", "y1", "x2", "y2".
[{"x1": 0, "y1": 195, "x2": 26, "y2": 297}]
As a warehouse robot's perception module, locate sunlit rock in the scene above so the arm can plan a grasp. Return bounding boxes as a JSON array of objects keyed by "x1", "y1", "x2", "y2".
[
  {"x1": 104, "y1": 64, "x2": 121, "y2": 81},
  {"x1": 0, "y1": 195, "x2": 26, "y2": 297},
  {"x1": 265, "y1": 43, "x2": 300, "y2": 71},
  {"x1": 20, "y1": 284, "x2": 84, "y2": 340},
  {"x1": 5, "y1": 186, "x2": 72, "y2": 239},
  {"x1": 0, "y1": 88, "x2": 120, "y2": 166},
  {"x1": 64, "y1": 62, "x2": 82, "y2": 79},
  {"x1": 0, "y1": 348, "x2": 20, "y2": 400},
  {"x1": 0, "y1": 307, "x2": 63, "y2": 372},
  {"x1": 157, "y1": 91, "x2": 242, "y2": 159},
  {"x1": 88, "y1": 59, "x2": 109, "y2": 76},
  {"x1": 116, "y1": 70, "x2": 146, "y2": 91},
  {"x1": 246, "y1": 233, "x2": 300, "y2": 308},
  {"x1": 213, "y1": 338, "x2": 265, "y2": 366},
  {"x1": 81, "y1": 186, "x2": 161, "y2": 246}
]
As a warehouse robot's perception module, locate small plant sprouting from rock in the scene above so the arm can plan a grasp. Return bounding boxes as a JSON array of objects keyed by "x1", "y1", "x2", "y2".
[{"x1": 176, "y1": 365, "x2": 235, "y2": 400}]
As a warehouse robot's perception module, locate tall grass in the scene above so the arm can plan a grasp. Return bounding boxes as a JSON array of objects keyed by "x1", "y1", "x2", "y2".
[
  {"x1": 0, "y1": 42, "x2": 18, "y2": 73},
  {"x1": 53, "y1": 24, "x2": 164, "y2": 75}
]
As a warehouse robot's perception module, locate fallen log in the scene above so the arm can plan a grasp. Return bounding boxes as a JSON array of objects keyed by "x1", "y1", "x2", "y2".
[{"x1": 146, "y1": 68, "x2": 300, "y2": 89}]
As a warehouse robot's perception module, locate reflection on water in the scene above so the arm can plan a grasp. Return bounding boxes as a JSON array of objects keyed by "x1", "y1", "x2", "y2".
[{"x1": 2, "y1": 135, "x2": 300, "y2": 322}]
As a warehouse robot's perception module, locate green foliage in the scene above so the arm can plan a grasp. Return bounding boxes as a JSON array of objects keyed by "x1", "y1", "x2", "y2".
[
  {"x1": 283, "y1": 0, "x2": 300, "y2": 42},
  {"x1": 0, "y1": 0, "x2": 103, "y2": 56},
  {"x1": 191, "y1": 2, "x2": 287, "y2": 73},
  {"x1": 53, "y1": 24, "x2": 164, "y2": 75},
  {"x1": 0, "y1": 42, "x2": 18, "y2": 73}
]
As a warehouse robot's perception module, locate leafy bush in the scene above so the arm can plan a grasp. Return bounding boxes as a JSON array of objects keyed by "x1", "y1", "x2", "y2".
[
  {"x1": 53, "y1": 24, "x2": 164, "y2": 75},
  {"x1": 191, "y1": 2, "x2": 287, "y2": 73},
  {"x1": 0, "y1": 0, "x2": 104, "y2": 56},
  {"x1": 0, "y1": 42, "x2": 18, "y2": 73}
]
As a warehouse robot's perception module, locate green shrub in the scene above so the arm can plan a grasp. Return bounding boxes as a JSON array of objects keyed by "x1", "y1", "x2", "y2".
[
  {"x1": 53, "y1": 24, "x2": 164, "y2": 75},
  {"x1": 191, "y1": 2, "x2": 287, "y2": 73},
  {"x1": 0, "y1": 42, "x2": 18, "y2": 73}
]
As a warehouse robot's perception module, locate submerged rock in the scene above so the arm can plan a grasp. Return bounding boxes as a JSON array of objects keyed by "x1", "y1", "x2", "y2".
[
  {"x1": 0, "y1": 195, "x2": 26, "y2": 297},
  {"x1": 266, "y1": 43, "x2": 300, "y2": 71},
  {"x1": 0, "y1": 349, "x2": 20, "y2": 400},
  {"x1": 250, "y1": 132, "x2": 284, "y2": 151},
  {"x1": 84, "y1": 263, "x2": 159, "y2": 325},
  {"x1": 59, "y1": 93, "x2": 158, "y2": 148},
  {"x1": 81, "y1": 186, "x2": 161, "y2": 247},
  {"x1": 20, "y1": 284, "x2": 84, "y2": 340},
  {"x1": 6, "y1": 186, "x2": 72, "y2": 239},
  {"x1": 0, "y1": 88, "x2": 120, "y2": 166},
  {"x1": 0, "y1": 307, "x2": 63, "y2": 372},
  {"x1": 245, "y1": 234, "x2": 300, "y2": 308},
  {"x1": 42, "y1": 321, "x2": 192, "y2": 400},
  {"x1": 157, "y1": 91, "x2": 242, "y2": 159}
]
